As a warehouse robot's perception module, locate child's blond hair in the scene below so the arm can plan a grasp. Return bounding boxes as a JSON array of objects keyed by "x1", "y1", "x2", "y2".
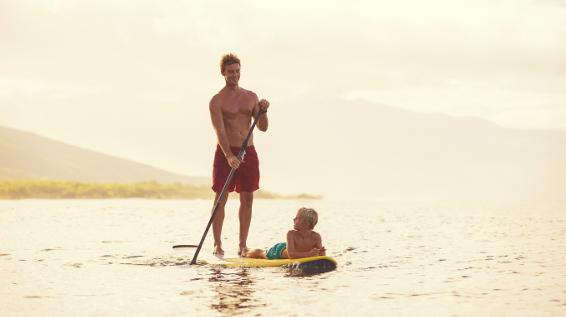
[{"x1": 298, "y1": 207, "x2": 318, "y2": 229}]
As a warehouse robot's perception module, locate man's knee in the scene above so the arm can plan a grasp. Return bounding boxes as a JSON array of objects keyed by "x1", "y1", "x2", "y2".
[{"x1": 239, "y1": 192, "x2": 253, "y2": 207}]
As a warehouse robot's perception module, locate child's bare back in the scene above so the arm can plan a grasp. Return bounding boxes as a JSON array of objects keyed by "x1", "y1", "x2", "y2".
[{"x1": 284, "y1": 229, "x2": 325, "y2": 258}]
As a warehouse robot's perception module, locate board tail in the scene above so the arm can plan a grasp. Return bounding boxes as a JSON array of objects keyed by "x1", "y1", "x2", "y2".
[{"x1": 287, "y1": 258, "x2": 337, "y2": 275}]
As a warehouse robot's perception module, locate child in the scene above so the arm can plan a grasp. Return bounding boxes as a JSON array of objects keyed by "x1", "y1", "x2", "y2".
[{"x1": 244, "y1": 207, "x2": 326, "y2": 259}]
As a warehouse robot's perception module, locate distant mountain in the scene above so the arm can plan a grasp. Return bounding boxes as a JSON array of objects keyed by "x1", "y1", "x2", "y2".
[
  {"x1": 0, "y1": 126, "x2": 208, "y2": 184},
  {"x1": 260, "y1": 97, "x2": 566, "y2": 203}
]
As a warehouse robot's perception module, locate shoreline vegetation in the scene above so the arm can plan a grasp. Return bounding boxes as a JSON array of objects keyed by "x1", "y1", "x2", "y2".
[{"x1": 0, "y1": 180, "x2": 322, "y2": 200}]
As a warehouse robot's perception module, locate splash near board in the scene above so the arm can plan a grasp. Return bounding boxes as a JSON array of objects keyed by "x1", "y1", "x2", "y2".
[{"x1": 204, "y1": 255, "x2": 337, "y2": 273}]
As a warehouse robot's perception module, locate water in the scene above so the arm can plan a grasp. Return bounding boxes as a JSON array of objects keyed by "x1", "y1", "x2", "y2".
[{"x1": 1, "y1": 199, "x2": 565, "y2": 316}]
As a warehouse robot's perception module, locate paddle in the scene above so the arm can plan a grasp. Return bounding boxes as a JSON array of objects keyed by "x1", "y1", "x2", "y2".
[{"x1": 173, "y1": 108, "x2": 267, "y2": 265}]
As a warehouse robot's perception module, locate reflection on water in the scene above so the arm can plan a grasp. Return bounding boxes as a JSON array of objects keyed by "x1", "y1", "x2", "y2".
[
  {"x1": 102, "y1": 254, "x2": 194, "y2": 266},
  {"x1": 208, "y1": 267, "x2": 267, "y2": 316}
]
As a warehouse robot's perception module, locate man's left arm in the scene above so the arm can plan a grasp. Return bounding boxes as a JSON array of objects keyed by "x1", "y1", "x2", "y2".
[{"x1": 254, "y1": 95, "x2": 269, "y2": 132}]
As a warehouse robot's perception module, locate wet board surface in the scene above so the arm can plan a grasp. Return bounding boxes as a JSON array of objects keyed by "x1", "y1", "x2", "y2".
[{"x1": 203, "y1": 255, "x2": 337, "y2": 272}]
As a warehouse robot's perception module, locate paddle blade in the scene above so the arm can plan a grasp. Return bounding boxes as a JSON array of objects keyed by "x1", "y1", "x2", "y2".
[{"x1": 172, "y1": 244, "x2": 198, "y2": 249}]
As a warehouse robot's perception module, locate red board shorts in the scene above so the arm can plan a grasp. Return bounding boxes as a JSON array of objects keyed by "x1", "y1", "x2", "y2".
[{"x1": 212, "y1": 145, "x2": 260, "y2": 193}]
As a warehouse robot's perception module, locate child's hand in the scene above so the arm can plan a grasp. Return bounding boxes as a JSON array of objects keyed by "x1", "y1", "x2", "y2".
[{"x1": 310, "y1": 247, "x2": 325, "y2": 256}]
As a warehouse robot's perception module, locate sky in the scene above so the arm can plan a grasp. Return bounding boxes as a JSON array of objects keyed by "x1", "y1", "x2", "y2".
[{"x1": 1, "y1": 0, "x2": 565, "y2": 196}]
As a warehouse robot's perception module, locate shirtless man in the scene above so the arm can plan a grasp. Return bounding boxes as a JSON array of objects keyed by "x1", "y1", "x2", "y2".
[{"x1": 209, "y1": 53, "x2": 270, "y2": 256}]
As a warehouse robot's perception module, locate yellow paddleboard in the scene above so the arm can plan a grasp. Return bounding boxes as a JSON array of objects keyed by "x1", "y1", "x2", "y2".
[{"x1": 204, "y1": 255, "x2": 337, "y2": 271}]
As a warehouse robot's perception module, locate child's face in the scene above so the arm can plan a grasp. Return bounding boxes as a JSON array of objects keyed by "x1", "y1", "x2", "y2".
[{"x1": 293, "y1": 213, "x2": 310, "y2": 230}]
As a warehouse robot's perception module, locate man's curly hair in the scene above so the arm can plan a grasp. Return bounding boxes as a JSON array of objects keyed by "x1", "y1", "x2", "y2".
[{"x1": 220, "y1": 53, "x2": 241, "y2": 74}]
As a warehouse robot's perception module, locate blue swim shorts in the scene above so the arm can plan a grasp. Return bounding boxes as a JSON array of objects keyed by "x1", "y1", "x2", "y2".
[{"x1": 266, "y1": 242, "x2": 287, "y2": 259}]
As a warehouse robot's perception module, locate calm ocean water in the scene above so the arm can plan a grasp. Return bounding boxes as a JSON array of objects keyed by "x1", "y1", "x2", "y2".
[{"x1": 1, "y1": 199, "x2": 565, "y2": 316}]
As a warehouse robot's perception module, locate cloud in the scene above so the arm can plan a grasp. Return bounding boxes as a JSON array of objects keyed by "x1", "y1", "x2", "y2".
[
  {"x1": 1, "y1": 0, "x2": 565, "y2": 181},
  {"x1": 3, "y1": 1, "x2": 565, "y2": 90},
  {"x1": 534, "y1": 0, "x2": 566, "y2": 7}
]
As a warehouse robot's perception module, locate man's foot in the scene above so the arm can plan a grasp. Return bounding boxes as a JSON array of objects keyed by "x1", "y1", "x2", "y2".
[
  {"x1": 213, "y1": 245, "x2": 224, "y2": 257},
  {"x1": 238, "y1": 246, "x2": 249, "y2": 257}
]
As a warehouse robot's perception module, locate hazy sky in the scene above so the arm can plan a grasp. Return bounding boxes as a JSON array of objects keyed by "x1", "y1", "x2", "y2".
[{"x1": 1, "y1": 0, "x2": 565, "y2": 194}]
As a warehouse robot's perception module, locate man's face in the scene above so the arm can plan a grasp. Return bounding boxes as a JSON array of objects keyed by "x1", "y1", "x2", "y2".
[{"x1": 223, "y1": 63, "x2": 240, "y2": 86}]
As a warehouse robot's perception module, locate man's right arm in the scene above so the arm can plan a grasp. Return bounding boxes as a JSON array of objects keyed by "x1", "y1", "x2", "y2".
[{"x1": 209, "y1": 98, "x2": 240, "y2": 169}]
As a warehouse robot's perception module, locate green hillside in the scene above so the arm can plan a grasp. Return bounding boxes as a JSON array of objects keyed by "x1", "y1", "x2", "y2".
[{"x1": 0, "y1": 126, "x2": 207, "y2": 184}]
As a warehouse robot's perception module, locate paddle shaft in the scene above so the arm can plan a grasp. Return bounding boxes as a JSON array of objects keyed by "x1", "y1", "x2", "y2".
[{"x1": 190, "y1": 109, "x2": 266, "y2": 265}]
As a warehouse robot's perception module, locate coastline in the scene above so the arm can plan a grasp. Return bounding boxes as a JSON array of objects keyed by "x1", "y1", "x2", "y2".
[{"x1": 0, "y1": 180, "x2": 321, "y2": 200}]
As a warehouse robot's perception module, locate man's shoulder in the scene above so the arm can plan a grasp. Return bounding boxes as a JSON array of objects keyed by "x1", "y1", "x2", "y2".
[
  {"x1": 209, "y1": 92, "x2": 223, "y2": 107},
  {"x1": 240, "y1": 87, "x2": 258, "y2": 99},
  {"x1": 211, "y1": 86, "x2": 229, "y2": 100}
]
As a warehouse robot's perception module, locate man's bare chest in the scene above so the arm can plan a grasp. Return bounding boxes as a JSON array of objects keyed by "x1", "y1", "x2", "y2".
[{"x1": 220, "y1": 97, "x2": 254, "y2": 119}]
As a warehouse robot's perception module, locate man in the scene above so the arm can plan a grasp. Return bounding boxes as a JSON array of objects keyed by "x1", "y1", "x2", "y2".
[{"x1": 209, "y1": 53, "x2": 270, "y2": 256}]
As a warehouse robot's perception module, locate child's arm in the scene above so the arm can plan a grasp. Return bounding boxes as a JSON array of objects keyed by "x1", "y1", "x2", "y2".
[
  {"x1": 315, "y1": 232, "x2": 326, "y2": 256},
  {"x1": 286, "y1": 231, "x2": 320, "y2": 258}
]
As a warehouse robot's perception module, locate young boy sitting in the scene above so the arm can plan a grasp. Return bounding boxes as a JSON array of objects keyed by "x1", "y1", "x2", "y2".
[{"x1": 244, "y1": 207, "x2": 326, "y2": 259}]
